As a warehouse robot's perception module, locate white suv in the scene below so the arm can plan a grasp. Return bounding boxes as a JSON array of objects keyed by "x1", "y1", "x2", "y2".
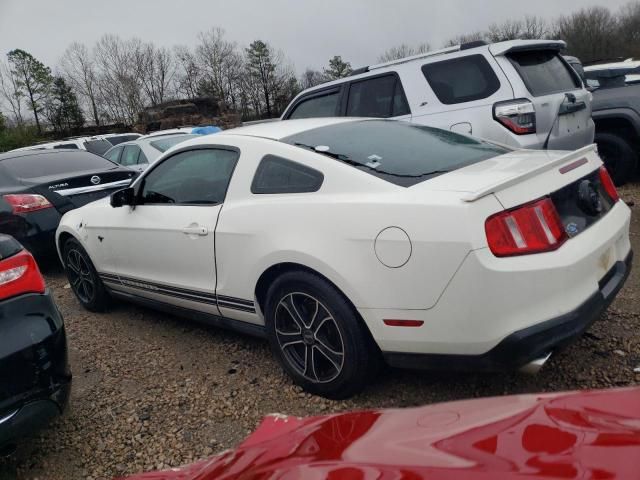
[{"x1": 282, "y1": 40, "x2": 595, "y2": 151}]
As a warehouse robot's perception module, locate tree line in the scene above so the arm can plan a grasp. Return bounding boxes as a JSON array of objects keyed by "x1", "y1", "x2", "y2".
[{"x1": 1, "y1": 1, "x2": 639, "y2": 140}]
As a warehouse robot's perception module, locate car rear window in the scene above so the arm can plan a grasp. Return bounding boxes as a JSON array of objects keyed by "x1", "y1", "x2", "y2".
[
  {"x1": 149, "y1": 134, "x2": 198, "y2": 152},
  {"x1": 1, "y1": 151, "x2": 118, "y2": 180},
  {"x1": 508, "y1": 50, "x2": 580, "y2": 96},
  {"x1": 422, "y1": 54, "x2": 501, "y2": 105},
  {"x1": 107, "y1": 134, "x2": 140, "y2": 145},
  {"x1": 283, "y1": 120, "x2": 509, "y2": 187},
  {"x1": 83, "y1": 139, "x2": 113, "y2": 155}
]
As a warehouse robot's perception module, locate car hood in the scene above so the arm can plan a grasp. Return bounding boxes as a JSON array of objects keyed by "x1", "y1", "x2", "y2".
[{"x1": 119, "y1": 387, "x2": 640, "y2": 479}]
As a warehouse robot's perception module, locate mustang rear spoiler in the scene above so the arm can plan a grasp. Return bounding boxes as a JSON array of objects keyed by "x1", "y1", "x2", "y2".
[
  {"x1": 489, "y1": 40, "x2": 566, "y2": 56},
  {"x1": 462, "y1": 144, "x2": 598, "y2": 202}
]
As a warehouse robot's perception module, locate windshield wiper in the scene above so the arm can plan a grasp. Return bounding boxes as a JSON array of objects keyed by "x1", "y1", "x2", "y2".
[{"x1": 294, "y1": 143, "x2": 449, "y2": 178}]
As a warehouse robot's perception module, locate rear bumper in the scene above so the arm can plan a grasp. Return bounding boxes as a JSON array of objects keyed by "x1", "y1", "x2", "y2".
[
  {"x1": 0, "y1": 291, "x2": 71, "y2": 447},
  {"x1": 384, "y1": 250, "x2": 632, "y2": 371},
  {"x1": 0, "y1": 208, "x2": 61, "y2": 259}
]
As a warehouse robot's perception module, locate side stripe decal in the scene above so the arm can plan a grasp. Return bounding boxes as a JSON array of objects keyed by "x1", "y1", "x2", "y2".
[{"x1": 99, "y1": 272, "x2": 256, "y2": 313}]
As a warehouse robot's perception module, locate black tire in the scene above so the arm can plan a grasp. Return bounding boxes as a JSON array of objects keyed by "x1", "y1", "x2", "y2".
[
  {"x1": 595, "y1": 132, "x2": 637, "y2": 186},
  {"x1": 264, "y1": 270, "x2": 379, "y2": 399},
  {"x1": 63, "y1": 238, "x2": 111, "y2": 312}
]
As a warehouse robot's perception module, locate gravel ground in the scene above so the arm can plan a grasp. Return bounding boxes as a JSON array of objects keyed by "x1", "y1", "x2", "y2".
[{"x1": 1, "y1": 184, "x2": 639, "y2": 480}]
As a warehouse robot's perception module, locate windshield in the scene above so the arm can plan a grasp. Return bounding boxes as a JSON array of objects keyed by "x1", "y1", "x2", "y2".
[
  {"x1": 149, "y1": 134, "x2": 198, "y2": 152},
  {"x1": 282, "y1": 120, "x2": 509, "y2": 187},
  {"x1": 83, "y1": 139, "x2": 113, "y2": 155}
]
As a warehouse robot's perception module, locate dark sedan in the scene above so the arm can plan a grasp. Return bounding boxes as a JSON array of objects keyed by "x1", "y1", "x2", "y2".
[
  {"x1": 0, "y1": 235, "x2": 71, "y2": 451},
  {"x1": 0, "y1": 149, "x2": 136, "y2": 257}
]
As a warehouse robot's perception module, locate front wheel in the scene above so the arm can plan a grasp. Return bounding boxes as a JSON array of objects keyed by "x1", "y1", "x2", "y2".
[
  {"x1": 264, "y1": 271, "x2": 379, "y2": 399},
  {"x1": 63, "y1": 238, "x2": 111, "y2": 312},
  {"x1": 595, "y1": 132, "x2": 637, "y2": 186}
]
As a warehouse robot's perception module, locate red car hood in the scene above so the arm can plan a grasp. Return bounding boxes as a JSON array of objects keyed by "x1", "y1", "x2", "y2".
[{"x1": 120, "y1": 387, "x2": 640, "y2": 479}]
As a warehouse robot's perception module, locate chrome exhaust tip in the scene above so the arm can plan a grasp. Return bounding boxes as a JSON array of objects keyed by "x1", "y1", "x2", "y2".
[{"x1": 519, "y1": 351, "x2": 552, "y2": 375}]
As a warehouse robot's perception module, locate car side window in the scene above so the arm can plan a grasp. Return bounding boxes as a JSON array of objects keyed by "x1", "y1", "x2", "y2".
[
  {"x1": 121, "y1": 145, "x2": 140, "y2": 166},
  {"x1": 346, "y1": 74, "x2": 410, "y2": 117},
  {"x1": 287, "y1": 90, "x2": 340, "y2": 119},
  {"x1": 105, "y1": 146, "x2": 123, "y2": 163},
  {"x1": 422, "y1": 54, "x2": 500, "y2": 105},
  {"x1": 138, "y1": 149, "x2": 149, "y2": 164},
  {"x1": 251, "y1": 155, "x2": 324, "y2": 194},
  {"x1": 140, "y1": 148, "x2": 238, "y2": 205}
]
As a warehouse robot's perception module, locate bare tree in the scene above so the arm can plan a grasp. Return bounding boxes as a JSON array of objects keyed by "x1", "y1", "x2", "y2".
[
  {"x1": 443, "y1": 32, "x2": 486, "y2": 47},
  {"x1": 60, "y1": 42, "x2": 101, "y2": 126},
  {"x1": 555, "y1": 7, "x2": 619, "y2": 63},
  {"x1": 174, "y1": 45, "x2": 201, "y2": 99},
  {"x1": 618, "y1": 2, "x2": 640, "y2": 58},
  {"x1": 521, "y1": 15, "x2": 549, "y2": 39},
  {"x1": 300, "y1": 68, "x2": 325, "y2": 89},
  {"x1": 196, "y1": 28, "x2": 239, "y2": 107},
  {"x1": 0, "y1": 60, "x2": 24, "y2": 125},
  {"x1": 140, "y1": 44, "x2": 176, "y2": 106},
  {"x1": 378, "y1": 43, "x2": 431, "y2": 62}
]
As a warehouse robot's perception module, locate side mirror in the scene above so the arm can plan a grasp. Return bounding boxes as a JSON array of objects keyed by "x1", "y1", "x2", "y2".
[{"x1": 110, "y1": 187, "x2": 135, "y2": 208}]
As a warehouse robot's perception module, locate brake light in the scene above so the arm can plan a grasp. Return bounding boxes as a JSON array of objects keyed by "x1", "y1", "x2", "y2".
[
  {"x1": 493, "y1": 99, "x2": 536, "y2": 134},
  {"x1": 3, "y1": 194, "x2": 53, "y2": 214},
  {"x1": 0, "y1": 249, "x2": 45, "y2": 300},
  {"x1": 598, "y1": 166, "x2": 619, "y2": 202},
  {"x1": 485, "y1": 198, "x2": 567, "y2": 257}
]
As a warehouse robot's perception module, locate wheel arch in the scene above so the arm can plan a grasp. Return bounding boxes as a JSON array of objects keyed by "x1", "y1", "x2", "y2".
[
  {"x1": 253, "y1": 261, "x2": 377, "y2": 346},
  {"x1": 56, "y1": 228, "x2": 83, "y2": 264},
  {"x1": 593, "y1": 109, "x2": 640, "y2": 147}
]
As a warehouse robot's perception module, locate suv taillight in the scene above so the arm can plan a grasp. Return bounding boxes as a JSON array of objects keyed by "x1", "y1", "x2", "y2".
[
  {"x1": 598, "y1": 166, "x2": 620, "y2": 202},
  {"x1": 3, "y1": 194, "x2": 53, "y2": 214},
  {"x1": 485, "y1": 198, "x2": 567, "y2": 257},
  {"x1": 0, "y1": 249, "x2": 45, "y2": 300},
  {"x1": 493, "y1": 99, "x2": 536, "y2": 135}
]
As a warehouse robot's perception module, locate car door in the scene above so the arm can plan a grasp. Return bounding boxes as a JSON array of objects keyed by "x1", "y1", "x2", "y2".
[
  {"x1": 106, "y1": 147, "x2": 239, "y2": 315},
  {"x1": 343, "y1": 73, "x2": 412, "y2": 121}
]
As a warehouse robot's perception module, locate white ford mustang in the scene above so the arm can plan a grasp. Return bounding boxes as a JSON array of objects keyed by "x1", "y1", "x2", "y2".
[{"x1": 56, "y1": 118, "x2": 632, "y2": 398}]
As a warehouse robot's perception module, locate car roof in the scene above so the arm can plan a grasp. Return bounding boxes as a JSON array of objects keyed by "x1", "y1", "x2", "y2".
[
  {"x1": 290, "y1": 39, "x2": 566, "y2": 100},
  {"x1": 220, "y1": 117, "x2": 360, "y2": 141}
]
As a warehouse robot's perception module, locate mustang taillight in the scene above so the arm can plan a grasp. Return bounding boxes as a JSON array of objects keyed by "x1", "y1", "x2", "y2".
[
  {"x1": 598, "y1": 166, "x2": 620, "y2": 202},
  {"x1": 493, "y1": 99, "x2": 536, "y2": 135},
  {"x1": 0, "y1": 249, "x2": 45, "y2": 300},
  {"x1": 3, "y1": 194, "x2": 53, "y2": 214},
  {"x1": 485, "y1": 198, "x2": 567, "y2": 257}
]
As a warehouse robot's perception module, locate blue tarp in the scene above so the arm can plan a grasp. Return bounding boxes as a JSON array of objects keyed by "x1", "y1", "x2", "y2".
[{"x1": 191, "y1": 126, "x2": 222, "y2": 135}]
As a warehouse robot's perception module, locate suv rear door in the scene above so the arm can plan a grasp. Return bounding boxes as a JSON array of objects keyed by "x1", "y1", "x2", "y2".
[{"x1": 493, "y1": 46, "x2": 594, "y2": 150}]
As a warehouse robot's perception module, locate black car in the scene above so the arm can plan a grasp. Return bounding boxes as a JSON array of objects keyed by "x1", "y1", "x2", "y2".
[
  {"x1": 0, "y1": 149, "x2": 136, "y2": 257},
  {"x1": 0, "y1": 234, "x2": 71, "y2": 450}
]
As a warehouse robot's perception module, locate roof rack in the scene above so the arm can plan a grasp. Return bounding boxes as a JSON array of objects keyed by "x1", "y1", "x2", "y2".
[{"x1": 367, "y1": 45, "x2": 462, "y2": 71}]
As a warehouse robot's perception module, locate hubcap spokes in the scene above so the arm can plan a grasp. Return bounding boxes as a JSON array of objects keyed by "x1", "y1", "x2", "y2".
[
  {"x1": 67, "y1": 249, "x2": 95, "y2": 303},
  {"x1": 275, "y1": 292, "x2": 345, "y2": 383}
]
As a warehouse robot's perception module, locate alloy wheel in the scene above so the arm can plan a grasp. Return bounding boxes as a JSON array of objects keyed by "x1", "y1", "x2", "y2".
[
  {"x1": 66, "y1": 249, "x2": 95, "y2": 304},
  {"x1": 275, "y1": 292, "x2": 345, "y2": 383}
]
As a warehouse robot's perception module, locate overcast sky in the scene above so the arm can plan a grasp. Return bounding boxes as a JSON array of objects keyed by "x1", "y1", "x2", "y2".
[{"x1": 0, "y1": 0, "x2": 632, "y2": 73}]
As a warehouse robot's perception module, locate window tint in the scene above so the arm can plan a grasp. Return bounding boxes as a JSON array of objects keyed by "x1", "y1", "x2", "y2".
[
  {"x1": 140, "y1": 148, "x2": 238, "y2": 205},
  {"x1": 251, "y1": 155, "x2": 323, "y2": 194},
  {"x1": 107, "y1": 134, "x2": 140, "y2": 145},
  {"x1": 121, "y1": 145, "x2": 140, "y2": 166},
  {"x1": 83, "y1": 139, "x2": 113, "y2": 155},
  {"x1": 508, "y1": 50, "x2": 579, "y2": 96},
  {"x1": 149, "y1": 134, "x2": 198, "y2": 153},
  {"x1": 53, "y1": 143, "x2": 79, "y2": 150},
  {"x1": 105, "y1": 146, "x2": 123, "y2": 163},
  {"x1": 347, "y1": 75, "x2": 409, "y2": 117},
  {"x1": 288, "y1": 91, "x2": 340, "y2": 119},
  {"x1": 1, "y1": 152, "x2": 117, "y2": 180},
  {"x1": 138, "y1": 150, "x2": 149, "y2": 164},
  {"x1": 283, "y1": 120, "x2": 508, "y2": 187},
  {"x1": 422, "y1": 54, "x2": 501, "y2": 105}
]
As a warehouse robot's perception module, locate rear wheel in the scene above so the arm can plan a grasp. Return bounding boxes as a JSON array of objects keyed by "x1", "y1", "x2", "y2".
[
  {"x1": 595, "y1": 132, "x2": 637, "y2": 186},
  {"x1": 264, "y1": 271, "x2": 379, "y2": 399},
  {"x1": 63, "y1": 238, "x2": 110, "y2": 312}
]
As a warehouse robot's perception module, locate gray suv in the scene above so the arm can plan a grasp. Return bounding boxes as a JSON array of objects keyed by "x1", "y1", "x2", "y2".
[{"x1": 282, "y1": 40, "x2": 595, "y2": 151}]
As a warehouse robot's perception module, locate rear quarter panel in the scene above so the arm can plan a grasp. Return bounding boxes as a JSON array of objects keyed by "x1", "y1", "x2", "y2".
[{"x1": 214, "y1": 138, "x2": 499, "y2": 314}]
